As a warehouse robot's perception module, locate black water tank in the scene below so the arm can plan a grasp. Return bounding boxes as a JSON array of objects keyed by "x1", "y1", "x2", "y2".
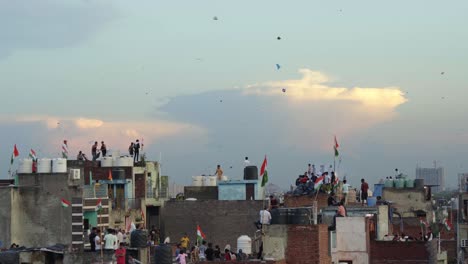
[
  {"x1": 154, "y1": 244, "x2": 172, "y2": 264},
  {"x1": 270, "y1": 208, "x2": 288, "y2": 225},
  {"x1": 131, "y1": 229, "x2": 148, "y2": 248},
  {"x1": 288, "y1": 208, "x2": 312, "y2": 225},
  {"x1": 244, "y1": 166, "x2": 258, "y2": 180}
]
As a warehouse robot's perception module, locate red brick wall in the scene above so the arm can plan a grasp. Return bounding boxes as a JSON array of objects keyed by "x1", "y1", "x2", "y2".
[
  {"x1": 286, "y1": 225, "x2": 330, "y2": 264},
  {"x1": 284, "y1": 194, "x2": 328, "y2": 210},
  {"x1": 370, "y1": 240, "x2": 429, "y2": 264}
]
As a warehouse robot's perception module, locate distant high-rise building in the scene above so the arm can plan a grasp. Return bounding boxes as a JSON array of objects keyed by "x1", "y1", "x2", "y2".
[
  {"x1": 416, "y1": 166, "x2": 445, "y2": 193},
  {"x1": 458, "y1": 173, "x2": 468, "y2": 193}
]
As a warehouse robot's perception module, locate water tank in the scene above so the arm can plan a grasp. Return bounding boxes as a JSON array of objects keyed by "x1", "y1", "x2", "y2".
[
  {"x1": 154, "y1": 244, "x2": 172, "y2": 264},
  {"x1": 52, "y1": 158, "x2": 67, "y2": 173},
  {"x1": 384, "y1": 179, "x2": 393, "y2": 188},
  {"x1": 373, "y1": 184, "x2": 384, "y2": 197},
  {"x1": 237, "y1": 235, "x2": 252, "y2": 255},
  {"x1": 221, "y1": 175, "x2": 228, "y2": 181},
  {"x1": 394, "y1": 179, "x2": 405, "y2": 189},
  {"x1": 204, "y1": 176, "x2": 217, "y2": 186},
  {"x1": 18, "y1": 159, "x2": 33, "y2": 174},
  {"x1": 37, "y1": 158, "x2": 52, "y2": 173},
  {"x1": 107, "y1": 149, "x2": 120, "y2": 157},
  {"x1": 244, "y1": 166, "x2": 258, "y2": 180},
  {"x1": 101, "y1": 157, "x2": 113, "y2": 167},
  {"x1": 115, "y1": 157, "x2": 133, "y2": 167},
  {"x1": 405, "y1": 179, "x2": 415, "y2": 188},
  {"x1": 367, "y1": 197, "x2": 377, "y2": 206},
  {"x1": 192, "y1": 176, "x2": 203, "y2": 186},
  {"x1": 414, "y1": 179, "x2": 424, "y2": 189},
  {"x1": 288, "y1": 208, "x2": 312, "y2": 225},
  {"x1": 270, "y1": 208, "x2": 288, "y2": 225}
]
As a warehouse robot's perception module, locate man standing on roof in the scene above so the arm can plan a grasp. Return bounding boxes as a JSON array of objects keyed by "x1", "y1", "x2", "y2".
[
  {"x1": 215, "y1": 165, "x2": 223, "y2": 181},
  {"x1": 134, "y1": 139, "x2": 140, "y2": 163},
  {"x1": 361, "y1": 178, "x2": 369, "y2": 206}
]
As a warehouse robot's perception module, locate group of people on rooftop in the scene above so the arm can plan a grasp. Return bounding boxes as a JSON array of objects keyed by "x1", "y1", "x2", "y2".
[
  {"x1": 175, "y1": 233, "x2": 247, "y2": 263},
  {"x1": 76, "y1": 139, "x2": 142, "y2": 164}
]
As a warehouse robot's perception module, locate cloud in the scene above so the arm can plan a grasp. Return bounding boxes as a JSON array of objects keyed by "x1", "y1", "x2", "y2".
[
  {"x1": 75, "y1": 118, "x2": 104, "y2": 129},
  {"x1": 245, "y1": 68, "x2": 407, "y2": 112},
  {"x1": 0, "y1": 0, "x2": 116, "y2": 59},
  {"x1": 0, "y1": 115, "x2": 205, "y2": 157}
]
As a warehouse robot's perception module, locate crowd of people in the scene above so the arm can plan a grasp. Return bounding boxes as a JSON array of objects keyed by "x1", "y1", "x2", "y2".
[
  {"x1": 75, "y1": 139, "x2": 143, "y2": 164},
  {"x1": 88, "y1": 223, "x2": 158, "y2": 264},
  {"x1": 174, "y1": 233, "x2": 248, "y2": 263}
]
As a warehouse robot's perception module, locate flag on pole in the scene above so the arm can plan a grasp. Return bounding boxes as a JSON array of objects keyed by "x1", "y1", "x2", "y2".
[
  {"x1": 29, "y1": 149, "x2": 37, "y2": 160},
  {"x1": 108, "y1": 169, "x2": 113, "y2": 181},
  {"x1": 61, "y1": 198, "x2": 71, "y2": 208},
  {"x1": 314, "y1": 174, "x2": 325, "y2": 190},
  {"x1": 197, "y1": 225, "x2": 206, "y2": 243},
  {"x1": 96, "y1": 198, "x2": 102, "y2": 211},
  {"x1": 62, "y1": 140, "x2": 68, "y2": 159},
  {"x1": 334, "y1": 136, "x2": 339, "y2": 157},
  {"x1": 443, "y1": 218, "x2": 453, "y2": 231},
  {"x1": 332, "y1": 175, "x2": 340, "y2": 189},
  {"x1": 260, "y1": 156, "x2": 268, "y2": 187},
  {"x1": 10, "y1": 144, "x2": 19, "y2": 165}
]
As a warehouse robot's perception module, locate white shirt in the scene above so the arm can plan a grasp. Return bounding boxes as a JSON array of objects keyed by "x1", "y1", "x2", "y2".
[
  {"x1": 259, "y1": 210, "x2": 271, "y2": 224},
  {"x1": 324, "y1": 175, "x2": 331, "y2": 184},
  {"x1": 342, "y1": 183, "x2": 350, "y2": 194},
  {"x1": 244, "y1": 159, "x2": 250, "y2": 167},
  {"x1": 104, "y1": 233, "x2": 117, "y2": 249},
  {"x1": 117, "y1": 232, "x2": 124, "y2": 246},
  {"x1": 95, "y1": 236, "x2": 101, "y2": 250}
]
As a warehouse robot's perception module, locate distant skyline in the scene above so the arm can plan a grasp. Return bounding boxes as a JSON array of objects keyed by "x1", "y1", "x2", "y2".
[{"x1": 1, "y1": 0, "x2": 468, "y2": 189}]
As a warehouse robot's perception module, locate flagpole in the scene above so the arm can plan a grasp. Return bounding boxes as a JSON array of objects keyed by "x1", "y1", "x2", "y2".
[{"x1": 100, "y1": 209, "x2": 103, "y2": 259}]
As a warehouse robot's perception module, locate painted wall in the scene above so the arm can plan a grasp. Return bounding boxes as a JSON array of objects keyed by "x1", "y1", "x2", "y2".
[
  {"x1": 332, "y1": 217, "x2": 369, "y2": 264},
  {"x1": 382, "y1": 188, "x2": 433, "y2": 219},
  {"x1": 11, "y1": 173, "x2": 83, "y2": 247},
  {"x1": 0, "y1": 188, "x2": 12, "y2": 247},
  {"x1": 218, "y1": 180, "x2": 262, "y2": 200},
  {"x1": 161, "y1": 200, "x2": 263, "y2": 251}
]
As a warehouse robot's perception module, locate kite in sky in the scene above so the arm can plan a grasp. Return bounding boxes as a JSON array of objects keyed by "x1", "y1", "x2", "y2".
[{"x1": 276, "y1": 64, "x2": 281, "y2": 70}]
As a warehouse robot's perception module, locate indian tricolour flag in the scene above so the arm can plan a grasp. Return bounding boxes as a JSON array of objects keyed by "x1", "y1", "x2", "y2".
[
  {"x1": 197, "y1": 225, "x2": 206, "y2": 243},
  {"x1": 314, "y1": 174, "x2": 325, "y2": 190},
  {"x1": 61, "y1": 198, "x2": 71, "y2": 208},
  {"x1": 95, "y1": 198, "x2": 102, "y2": 211},
  {"x1": 29, "y1": 149, "x2": 37, "y2": 160},
  {"x1": 260, "y1": 156, "x2": 268, "y2": 187},
  {"x1": 443, "y1": 218, "x2": 453, "y2": 231}
]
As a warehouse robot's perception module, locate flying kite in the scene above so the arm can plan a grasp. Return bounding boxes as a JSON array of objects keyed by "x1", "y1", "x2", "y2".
[
  {"x1": 213, "y1": 16, "x2": 218, "y2": 20},
  {"x1": 282, "y1": 88, "x2": 286, "y2": 93},
  {"x1": 276, "y1": 64, "x2": 281, "y2": 70},
  {"x1": 277, "y1": 36, "x2": 281, "y2": 40}
]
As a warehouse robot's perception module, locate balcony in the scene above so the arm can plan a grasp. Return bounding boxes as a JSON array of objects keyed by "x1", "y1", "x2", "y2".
[
  {"x1": 83, "y1": 184, "x2": 108, "y2": 199},
  {"x1": 109, "y1": 198, "x2": 142, "y2": 211}
]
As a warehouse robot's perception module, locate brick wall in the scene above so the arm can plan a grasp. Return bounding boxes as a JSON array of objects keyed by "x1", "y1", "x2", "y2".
[
  {"x1": 286, "y1": 225, "x2": 330, "y2": 264},
  {"x1": 441, "y1": 240, "x2": 457, "y2": 263},
  {"x1": 161, "y1": 200, "x2": 263, "y2": 252},
  {"x1": 283, "y1": 194, "x2": 328, "y2": 210},
  {"x1": 369, "y1": 240, "x2": 431, "y2": 264}
]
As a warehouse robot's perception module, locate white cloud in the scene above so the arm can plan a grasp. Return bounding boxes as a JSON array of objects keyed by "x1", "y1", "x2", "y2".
[
  {"x1": 245, "y1": 68, "x2": 407, "y2": 110},
  {"x1": 75, "y1": 118, "x2": 104, "y2": 129}
]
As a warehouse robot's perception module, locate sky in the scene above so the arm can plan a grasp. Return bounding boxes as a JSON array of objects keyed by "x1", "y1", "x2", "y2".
[{"x1": 1, "y1": 0, "x2": 467, "y2": 189}]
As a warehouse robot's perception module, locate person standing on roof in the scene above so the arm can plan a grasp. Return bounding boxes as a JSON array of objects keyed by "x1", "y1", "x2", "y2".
[
  {"x1": 133, "y1": 140, "x2": 141, "y2": 163},
  {"x1": 244, "y1": 157, "x2": 250, "y2": 167},
  {"x1": 214, "y1": 165, "x2": 223, "y2": 180},
  {"x1": 100, "y1": 141, "x2": 107, "y2": 157},
  {"x1": 361, "y1": 178, "x2": 369, "y2": 206}
]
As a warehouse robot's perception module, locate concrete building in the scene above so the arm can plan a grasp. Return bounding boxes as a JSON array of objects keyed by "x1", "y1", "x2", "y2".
[
  {"x1": 0, "y1": 157, "x2": 168, "y2": 252},
  {"x1": 416, "y1": 166, "x2": 445, "y2": 193},
  {"x1": 458, "y1": 173, "x2": 468, "y2": 193}
]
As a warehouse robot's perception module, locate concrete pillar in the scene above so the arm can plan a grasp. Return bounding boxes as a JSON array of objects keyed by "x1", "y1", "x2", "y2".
[{"x1": 377, "y1": 205, "x2": 389, "y2": 240}]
